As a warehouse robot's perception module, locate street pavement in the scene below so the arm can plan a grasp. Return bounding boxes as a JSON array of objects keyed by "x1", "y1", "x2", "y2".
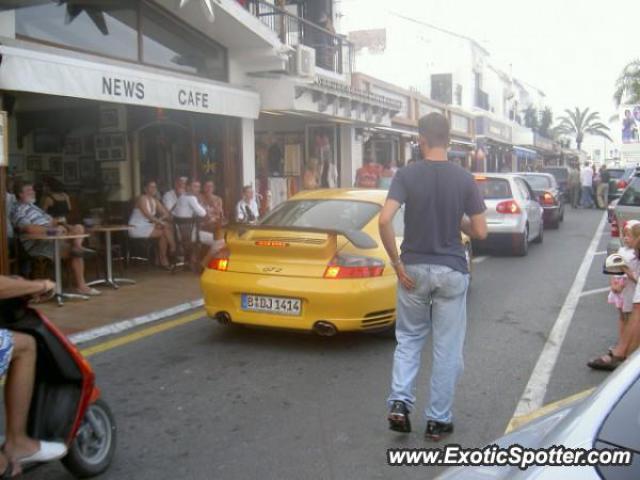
[{"x1": 28, "y1": 206, "x2": 617, "y2": 480}]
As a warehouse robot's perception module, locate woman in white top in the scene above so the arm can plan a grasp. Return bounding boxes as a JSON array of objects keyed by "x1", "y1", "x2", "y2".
[{"x1": 129, "y1": 180, "x2": 176, "y2": 269}]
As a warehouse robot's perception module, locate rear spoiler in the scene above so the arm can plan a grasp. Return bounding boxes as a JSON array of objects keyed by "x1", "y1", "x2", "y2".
[{"x1": 227, "y1": 224, "x2": 378, "y2": 250}]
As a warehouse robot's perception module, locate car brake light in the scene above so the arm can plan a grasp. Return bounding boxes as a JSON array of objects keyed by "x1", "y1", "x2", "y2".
[
  {"x1": 207, "y1": 257, "x2": 229, "y2": 271},
  {"x1": 324, "y1": 254, "x2": 384, "y2": 279},
  {"x1": 611, "y1": 222, "x2": 620, "y2": 238},
  {"x1": 617, "y1": 180, "x2": 627, "y2": 189},
  {"x1": 496, "y1": 200, "x2": 521, "y2": 214},
  {"x1": 541, "y1": 192, "x2": 555, "y2": 206}
]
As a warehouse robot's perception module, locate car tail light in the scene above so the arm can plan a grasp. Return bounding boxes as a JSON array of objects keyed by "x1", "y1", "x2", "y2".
[
  {"x1": 611, "y1": 221, "x2": 620, "y2": 238},
  {"x1": 617, "y1": 180, "x2": 627, "y2": 190},
  {"x1": 207, "y1": 257, "x2": 229, "y2": 271},
  {"x1": 496, "y1": 200, "x2": 521, "y2": 214},
  {"x1": 324, "y1": 254, "x2": 384, "y2": 279},
  {"x1": 541, "y1": 192, "x2": 556, "y2": 206}
]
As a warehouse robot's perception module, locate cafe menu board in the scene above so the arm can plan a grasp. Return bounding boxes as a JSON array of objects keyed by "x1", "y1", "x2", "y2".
[{"x1": 0, "y1": 112, "x2": 7, "y2": 168}]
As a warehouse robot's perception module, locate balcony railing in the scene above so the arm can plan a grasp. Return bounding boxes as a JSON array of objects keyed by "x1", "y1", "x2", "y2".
[{"x1": 246, "y1": 0, "x2": 353, "y2": 75}]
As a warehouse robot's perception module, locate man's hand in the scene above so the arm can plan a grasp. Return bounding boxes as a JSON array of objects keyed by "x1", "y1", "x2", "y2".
[{"x1": 394, "y1": 262, "x2": 415, "y2": 291}]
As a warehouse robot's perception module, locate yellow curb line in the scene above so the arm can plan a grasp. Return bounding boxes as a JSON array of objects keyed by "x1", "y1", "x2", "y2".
[
  {"x1": 505, "y1": 387, "x2": 595, "y2": 434},
  {"x1": 80, "y1": 311, "x2": 204, "y2": 358}
]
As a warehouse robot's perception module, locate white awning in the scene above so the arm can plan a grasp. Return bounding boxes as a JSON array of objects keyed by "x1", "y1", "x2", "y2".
[{"x1": 0, "y1": 44, "x2": 260, "y2": 119}]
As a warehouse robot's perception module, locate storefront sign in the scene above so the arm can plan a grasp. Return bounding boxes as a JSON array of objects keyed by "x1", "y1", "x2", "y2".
[
  {"x1": 0, "y1": 45, "x2": 260, "y2": 119},
  {"x1": 0, "y1": 112, "x2": 6, "y2": 168},
  {"x1": 475, "y1": 116, "x2": 512, "y2": 144}
]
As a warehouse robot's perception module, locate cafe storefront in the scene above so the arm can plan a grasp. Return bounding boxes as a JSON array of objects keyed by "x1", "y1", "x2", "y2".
[
  {"x1": 474, "y1": 115, "x2": 513, "y2": 173},
  {"x1": 0, "y1": 1, "x2": 260, "y2": 227}
]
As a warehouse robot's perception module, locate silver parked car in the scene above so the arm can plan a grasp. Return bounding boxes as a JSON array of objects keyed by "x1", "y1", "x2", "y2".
[
  {"x1": 473, "y1": 173, "x2": 544, "y2": 256},
  {"x1": 438, "y1": 349, "x2": 640, "y2": 479},
  {"x1": 608, "y1": 173, "x2": 640, "y2": 254}
]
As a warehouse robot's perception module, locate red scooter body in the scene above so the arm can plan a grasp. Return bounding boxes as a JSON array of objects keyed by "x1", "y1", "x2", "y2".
[{"x1": 0, "y1": 298, "x2": 116, "y2": 477}]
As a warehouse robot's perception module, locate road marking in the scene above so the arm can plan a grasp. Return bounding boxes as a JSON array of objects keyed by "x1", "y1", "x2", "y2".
[
  {"x1": 69, "y1": 299, "x2": 204, "y2": 345},
  {"x1": 594, "y1": 251, "x2": 607, "y2": 256},
  {"x1": 81, "y1": 312, "x2": 204, "y2": 358},
  {"x1": 505, "y1": 387, "x2": 595, "y2": 433},
  {"x1": 472, "y1": 255, "x2": 489, "y2": 264},
  {"x1": 580, "y1": 287, "x2": 610, "y2": 298},
  {"x1": 509, "y1": 213, "x2": 607, "y2": 421}
]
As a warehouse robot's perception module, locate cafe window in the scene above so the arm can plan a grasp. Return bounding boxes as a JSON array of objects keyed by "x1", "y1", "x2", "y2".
[
  {"x1": 451, "y1": 114, "x2": 470, "y2": 134},
  {"x1": 141, "y1": 4, "x2": 227, "y2": 81},
  {"x1": 14, "y1": 1, "x2": 228, "y2": 82},
  {"x1": 15, "y1": 1, "x2": 139, "y2": 62}
]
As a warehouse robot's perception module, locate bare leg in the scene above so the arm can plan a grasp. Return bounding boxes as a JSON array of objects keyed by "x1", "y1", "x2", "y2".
[
  {"x1": 68, "y1": 225, "x2": 85, "y2": 249},
  {"x1": 4, "y1": 332, "x2": 40, "y2": 461},
  {"x1": 157, "y1": 235, "x2": 169, "y2": 267},
  {"x1": 70, "y1": 256, "x2": 88, "y2": 291},
  {"x1": 625, "y1": 310, "x2": 640, "y2": 356}
]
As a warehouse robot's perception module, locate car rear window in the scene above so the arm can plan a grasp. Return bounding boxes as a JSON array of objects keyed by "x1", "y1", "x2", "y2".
[
  {"x1": 521, "y1": 175, "x2": 553, "y2": 190},
  {"x1": 542, "y1": 168, "x2": 569, "y2": 181},
  {"x1": 608, "y1": 169, "x2": 625, "y2": 180},
  {"x1": 261, "y1": 200, "x2": 381, "y2": 231},
  {"x1": 475, "y1": 178, "x2": 512, "y2": 199},
  {"x1": 618, "y1": 177, "x2": 640, "y2": 207}
]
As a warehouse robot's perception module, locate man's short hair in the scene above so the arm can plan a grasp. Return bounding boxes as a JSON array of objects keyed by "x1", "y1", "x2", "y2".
[
  {"x1": 13, "y1": 180, "x2": 32, "y2": 197},
  {"x1": 418, "y1": 113, "x2": 450, "y2": 149},
  {"x1": 243, "y1": 185, "x2": 253, "y2": 193}
]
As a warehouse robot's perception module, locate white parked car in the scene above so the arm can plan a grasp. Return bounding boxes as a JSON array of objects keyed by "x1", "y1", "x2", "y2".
[{"x1": 473, "y1": 173, "x2": 544, "y2": 256}]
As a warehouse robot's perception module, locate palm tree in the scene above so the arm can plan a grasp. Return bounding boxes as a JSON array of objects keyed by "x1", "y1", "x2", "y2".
[
  {"x1": 523, "y1": 106, "x2": 539, "y2": 131},
  {"x1": 554, "y1": 107, "x2": 612, "y2": 151},
  {"x1": 538, "y1": 107, "x2": 553, "y2": 138},
  {"x1": 614, "y1": 59, "x2": 640, "y2": 106}
]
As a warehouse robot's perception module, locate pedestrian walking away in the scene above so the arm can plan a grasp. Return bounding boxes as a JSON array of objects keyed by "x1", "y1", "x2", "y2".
[
  {"x1": 378, "y1": 112, "x2": 487, "y2": 441},
  {"x1": 597, "y1": 164, "x2": 610, "y2": 209},
  {"x1": 580, "y1": 162, "x2": 595, "y2": 208}
]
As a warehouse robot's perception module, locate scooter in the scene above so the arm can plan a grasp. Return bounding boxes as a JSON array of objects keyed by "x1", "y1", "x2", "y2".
[{"x1": 0, "y1": 297, "x2": 116, "y2": 478}]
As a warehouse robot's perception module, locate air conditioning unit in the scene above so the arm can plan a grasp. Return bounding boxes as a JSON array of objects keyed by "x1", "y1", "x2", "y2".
[{"x1": 292, "y1": 45, "x2": 316, "y2": 78}]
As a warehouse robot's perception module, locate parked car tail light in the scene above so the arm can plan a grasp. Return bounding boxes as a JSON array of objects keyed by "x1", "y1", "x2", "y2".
[
  {"x1": 496, "y1": 200, "x2": 522, "y2": 214},
  {"x1": 617, "y1": 180, "x2": 627, "y2": 190},
  {"x1": 611, "y1": 221, "x2": 620, "y2": 238},
  {"x1": 540, "y1": 192, "x2": 556, "y2": 206},
  {"x1": 207, "y1": 257, "x2": 229, "y2": 271},
  {"x1": 324, "y1": 254, "x2": 384, "y2": 279}
]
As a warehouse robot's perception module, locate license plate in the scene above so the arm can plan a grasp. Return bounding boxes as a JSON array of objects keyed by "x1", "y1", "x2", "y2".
[{"x1": 241, "y1": 294, "x2": 302, "y2": 316}]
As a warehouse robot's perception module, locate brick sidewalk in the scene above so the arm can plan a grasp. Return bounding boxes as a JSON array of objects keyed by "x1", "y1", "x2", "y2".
[{"x1": 37, "y1": 267, "x2": 203, "y2": 336}]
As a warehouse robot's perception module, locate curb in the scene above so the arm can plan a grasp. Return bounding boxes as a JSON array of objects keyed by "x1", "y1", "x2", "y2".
[{"x1": 68, "y1": 299, "x2": 205, "y2": 345}]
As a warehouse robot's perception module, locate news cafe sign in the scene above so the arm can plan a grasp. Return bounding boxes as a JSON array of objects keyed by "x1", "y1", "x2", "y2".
[
  {"x1": 101, "y1": 76, "x2": 214, "y2": 110},
  {"x1": 0, "y1": 45, "x2": 259, "y2": 119}
]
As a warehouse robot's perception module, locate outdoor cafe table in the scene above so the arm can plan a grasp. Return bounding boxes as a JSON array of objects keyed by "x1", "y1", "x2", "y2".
[
  {"x1": 23, "y1": 233, "x2": 90, "y2": 306},
  {"x1": 88, "y1": 225, "x2": 136, "y2": 290}
]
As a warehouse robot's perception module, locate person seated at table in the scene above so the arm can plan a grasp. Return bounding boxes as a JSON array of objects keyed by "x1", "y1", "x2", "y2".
[
  {"x1": 10, "y1": 181, "x2": 100, "y2": 297},
  {"x1": 129, "y1": 180, "x2": 176, "y2": 270},
  {"x1": 162, "y1": 176, "x2": 187, "y2": 213},
  {"x1": 0, "y1": 276, "x2": 68, "y2": 475},
  {"x1": 199, "y1": 180, "x2": 226, "y2": 235},
  {"x1": 236, "y1": 185, "x2": 260, "y2": 224},
  {"x1": 173, "y1": 180, "x2": 210, "y2": 269},
  {"x1": 40, "y1": 177, "x2": 71, "y2": 225}
]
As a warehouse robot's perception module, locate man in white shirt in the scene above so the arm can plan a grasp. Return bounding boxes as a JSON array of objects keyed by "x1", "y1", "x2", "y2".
[
  {"x1": 173, "y1": 180, "x2": 206, "y2": 219},
  {"x1": 236, "y1": 185, "x2": 259, "y2": 224},
  {"x1": 580, "y1": 162, "x2": 595, "y2": 208},
  {"x1": 162, "y1": 176, "x2": 188, "y2": 213}
]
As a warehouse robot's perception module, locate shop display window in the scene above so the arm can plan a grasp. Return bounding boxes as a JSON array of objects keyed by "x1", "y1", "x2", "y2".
[
  {"x1": 16, "y1": 1, "x2": 138, "y2": 62},
  {"x1": 14, "y1": 1, "x2": 228, "y2": 82}
]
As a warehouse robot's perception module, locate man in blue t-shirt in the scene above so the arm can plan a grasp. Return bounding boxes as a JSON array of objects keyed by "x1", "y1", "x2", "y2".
[{"x1": 378, "y1": 113, "x2": 487, "y2": 441}]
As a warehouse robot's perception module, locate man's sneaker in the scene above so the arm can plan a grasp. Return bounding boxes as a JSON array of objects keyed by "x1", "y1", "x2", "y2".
[
  {"x1": 425, "y1": 420, "x2": 453, "y2": 441},
  {"x1": 388, "y1": 400, "x2": 411, "y2": 433}
]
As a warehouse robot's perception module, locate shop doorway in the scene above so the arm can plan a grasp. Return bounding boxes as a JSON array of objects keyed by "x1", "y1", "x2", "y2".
[{"x1": 137, "y1": 121, "x2": 190, "y2": 193}]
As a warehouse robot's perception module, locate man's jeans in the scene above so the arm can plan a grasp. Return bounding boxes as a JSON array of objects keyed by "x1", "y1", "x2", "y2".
[
  {"x1": 388, "y1": 264, "x2": 469, "y2": 423},
  {"x1": 580, "y1": 186, "x2": 595, "y2": 208}
]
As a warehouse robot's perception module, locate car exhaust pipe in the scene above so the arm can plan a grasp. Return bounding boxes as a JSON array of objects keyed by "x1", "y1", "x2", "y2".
[
  {"x1": 215, "y1": 312, "x2": 232, "y2": 325},
  {"x1": 313, "y1": 321, "x2": 337, "y2": 337}
]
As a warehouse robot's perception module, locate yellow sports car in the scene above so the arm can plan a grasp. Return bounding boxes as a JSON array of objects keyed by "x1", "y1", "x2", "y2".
[{"x1": 201, "y1": 189, "x2": 472, "y2": 335}]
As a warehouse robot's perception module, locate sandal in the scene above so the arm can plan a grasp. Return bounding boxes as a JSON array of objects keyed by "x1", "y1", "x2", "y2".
[{"x1": 587, "y1": 353, "x2": 625, "y2": 371}]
